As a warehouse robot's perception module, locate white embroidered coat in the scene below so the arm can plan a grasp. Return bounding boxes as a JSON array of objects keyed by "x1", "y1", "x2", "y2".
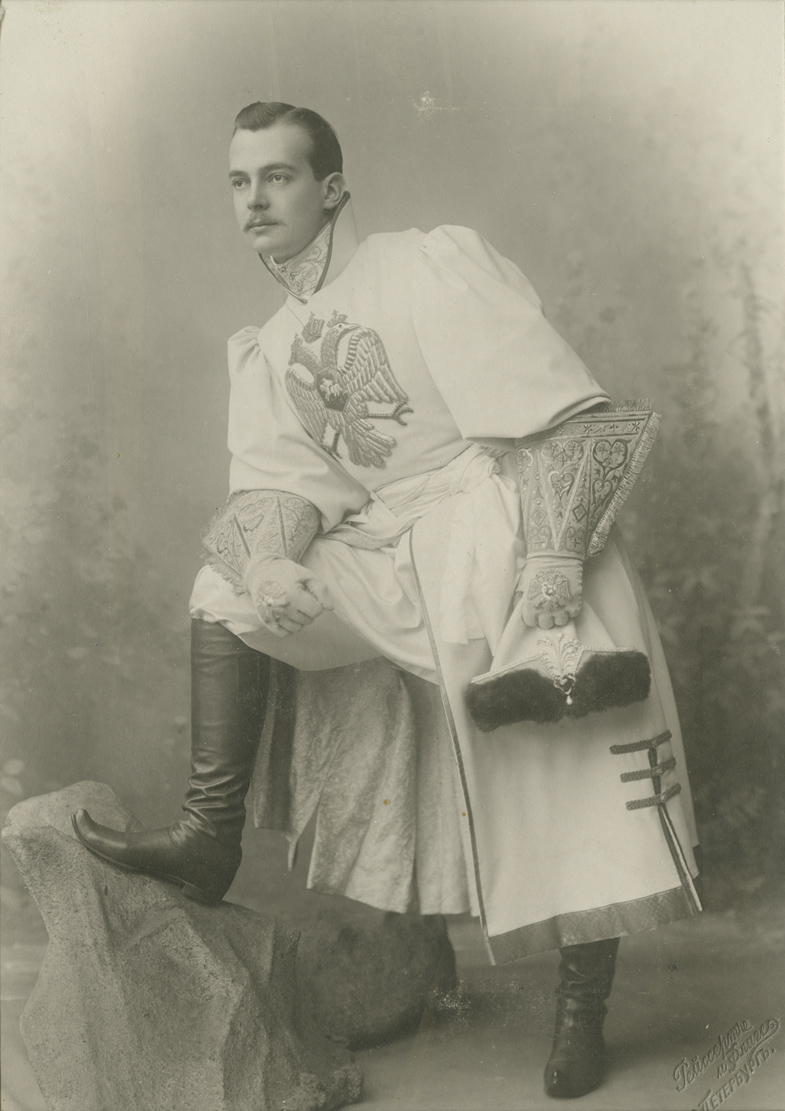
[{"x1": 190, "y1": 221, "x2": 701, "y2": 963}]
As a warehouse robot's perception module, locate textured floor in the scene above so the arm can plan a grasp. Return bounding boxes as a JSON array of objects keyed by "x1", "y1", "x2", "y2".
[
  {"x1": 2, "y1": 904, "x2": 784, "y2": 1111},
  {"x1": 353, "y1": 907, "x2": 785, "y2": 1111}
]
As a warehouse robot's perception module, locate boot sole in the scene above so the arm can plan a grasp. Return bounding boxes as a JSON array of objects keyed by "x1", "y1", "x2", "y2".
[
  {"x1": 544, "y1": 1076, "x2": 605, "y2": 1099},
  {"x1": 71, "y1": 814, "x2": 226, "y2": 906}
]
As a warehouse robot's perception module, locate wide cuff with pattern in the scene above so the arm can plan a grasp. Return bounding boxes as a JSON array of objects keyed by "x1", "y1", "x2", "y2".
[
  {"x1": 467, "y1": 402, "x2": 661, "y2": 731},
  {"x1": 201, "y1": 490, "x2": 320, "y2": 594},
  {"x1": 516, "y1": 400, "x2": 661, "y2": 561}
]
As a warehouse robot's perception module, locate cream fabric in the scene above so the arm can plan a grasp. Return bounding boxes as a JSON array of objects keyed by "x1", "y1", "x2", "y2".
[
  {"x1": 191, "y1": 445, "x2": 521, "y2": 672},
  {"x1": 413, "y1": 227, "x2": 608, "y2": 442},
  {"x1": 189, "y1": 222, "x2": 700, "y2": 952},
  {"x1": 191, "y1": 445, "x2": 699, "y2": 929},
  {"x1": 263, "y1": 659, "x2": 475, "y2": 917},
  {"x1": 222, "y1": 223, "x2": 608, "y2": 530}
]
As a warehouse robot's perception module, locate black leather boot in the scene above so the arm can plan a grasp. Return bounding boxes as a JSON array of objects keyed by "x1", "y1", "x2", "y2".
[
  {"x1": 543, "y1": 937, "x2": 619, "y2": 1099},
  {"x1": 72, "y1": 619, "x2": 270, "y2": 905}
]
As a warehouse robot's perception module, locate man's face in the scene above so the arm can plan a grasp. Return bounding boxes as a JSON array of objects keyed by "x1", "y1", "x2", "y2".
[{"x1": 229, "y1": 124, "x2": 339, "y2": 262}]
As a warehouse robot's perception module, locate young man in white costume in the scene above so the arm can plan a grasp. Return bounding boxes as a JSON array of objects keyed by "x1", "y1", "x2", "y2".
[{"x1": 74, "y1": 104, "x2": 702, "y2": 1099}]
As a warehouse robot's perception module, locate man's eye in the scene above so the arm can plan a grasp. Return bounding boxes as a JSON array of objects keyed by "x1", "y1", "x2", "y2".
[
  {"x1": 269, "y1": 174, "x2": 289, "y2": 183},
  {"x1": 231, "y1": 179, "x2": 247, "y2": 189}
]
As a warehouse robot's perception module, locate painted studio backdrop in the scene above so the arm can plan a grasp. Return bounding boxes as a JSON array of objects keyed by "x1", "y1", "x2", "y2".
[{"x1": 1, "y1": 0, "x2": 783, "y2": 929}]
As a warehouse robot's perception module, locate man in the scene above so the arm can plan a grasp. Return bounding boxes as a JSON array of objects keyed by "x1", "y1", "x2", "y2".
[{"x1": 73, "y1": 103, "x2": 702, "y2": 1099}]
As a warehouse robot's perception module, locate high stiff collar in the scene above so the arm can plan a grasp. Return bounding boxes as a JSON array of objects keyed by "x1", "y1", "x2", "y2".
[{"x1": 259, "y1": 193, "x2": 359, "y2": 303}]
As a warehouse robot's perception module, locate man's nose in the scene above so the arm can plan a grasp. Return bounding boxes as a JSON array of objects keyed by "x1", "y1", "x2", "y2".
[{"x1": 247, "y1": 180, "x2": 269, "y2": 209}]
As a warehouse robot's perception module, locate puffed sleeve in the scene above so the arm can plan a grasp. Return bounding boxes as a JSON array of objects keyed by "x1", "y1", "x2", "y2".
[
  {"x1": 226, "y1": 327, "x2": 370, "y2": 531},
  {"x1": 412, "y1": 226, "x2": 609, "y2": 441}
]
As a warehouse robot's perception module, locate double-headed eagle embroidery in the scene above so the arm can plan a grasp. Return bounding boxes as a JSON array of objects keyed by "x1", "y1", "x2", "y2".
[{"x1": 286, "y1": 311, "x2": 413, "y2": 468}]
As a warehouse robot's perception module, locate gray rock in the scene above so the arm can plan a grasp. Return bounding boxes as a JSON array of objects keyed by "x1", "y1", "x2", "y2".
[
  {"x1": 2, "y1": 782, "x2": 362, "y2": 1111},
  {"x1": 294, "y1": 907, "x2": 457, "y2": 1049}
]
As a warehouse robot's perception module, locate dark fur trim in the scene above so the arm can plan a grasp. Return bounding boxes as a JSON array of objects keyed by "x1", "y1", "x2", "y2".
[
  {"x1": 466, "y1": 668, "x2": 566, "y2": 730},
  {"x1": 466, "y1": 651, "x2": 651, "y2": 733},
  {"x1": 567, "y1": 651, "x2": 651, "y2": 719}
]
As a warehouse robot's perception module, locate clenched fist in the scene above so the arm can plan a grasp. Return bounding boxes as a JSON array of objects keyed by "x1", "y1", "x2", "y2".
[
  {"x1": 244, "y1": 554, "x2": 334, "y2": 637},
  {"x1": 519, "y1": 554, "x2": 584, "y2": 629}
]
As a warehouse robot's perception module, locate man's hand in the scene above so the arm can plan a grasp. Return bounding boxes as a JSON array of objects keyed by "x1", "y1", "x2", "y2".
[
  {"x1": 519, "y1": 555, "x2": 583, "y2": 629},
  {"x1": 244, "y1": 554, "x2": 334, "y2": 637}
]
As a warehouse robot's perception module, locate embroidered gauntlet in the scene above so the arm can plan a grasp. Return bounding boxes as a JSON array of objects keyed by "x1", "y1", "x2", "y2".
[
  {"x1": 466, "y1": 402, "x2": 660, "y2": 730},
  {"x1": 516, "y1": 401, "x2": 661, "y2": 624},
  {"x1": 202, "y1": 491, "x2": 331, "y2": 636}
]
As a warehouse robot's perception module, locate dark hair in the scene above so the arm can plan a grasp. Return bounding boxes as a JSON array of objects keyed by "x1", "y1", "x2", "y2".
[{"x1": 233, "y1": 102, "x2": 343, "y2": 180}]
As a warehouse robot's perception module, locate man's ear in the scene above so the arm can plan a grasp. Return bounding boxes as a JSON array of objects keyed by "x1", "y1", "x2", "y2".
[{"x1": 322, "y1": 172, "x2": 346, "y2": 212}]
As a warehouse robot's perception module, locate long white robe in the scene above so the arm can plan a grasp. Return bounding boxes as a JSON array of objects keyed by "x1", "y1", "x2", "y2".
[{"x1": 190, "y1": 221, "x2": 701, "y2": 962}]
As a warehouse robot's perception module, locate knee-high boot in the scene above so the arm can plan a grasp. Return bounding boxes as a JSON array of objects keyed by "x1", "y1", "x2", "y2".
[
  {"x1": 72, "y1": 618, "x2": 270, "y2": 905},
  {"x1": 543, "y1": 937, "x2": 620, "y2": 1099}
]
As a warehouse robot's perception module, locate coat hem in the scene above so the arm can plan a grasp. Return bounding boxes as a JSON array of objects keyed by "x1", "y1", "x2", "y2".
[{"x1": 488, "y1": 884, "x2": 700, "y2": 964}]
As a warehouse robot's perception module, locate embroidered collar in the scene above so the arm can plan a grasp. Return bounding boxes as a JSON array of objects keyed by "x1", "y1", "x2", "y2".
[{"x1": 260, "y1": 193, "x2": 351, "y2": 303}]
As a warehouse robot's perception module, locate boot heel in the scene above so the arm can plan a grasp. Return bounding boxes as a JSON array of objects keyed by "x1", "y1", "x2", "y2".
[{"x1": 181, "y1": 882, "x2": 223, "y2": 906}]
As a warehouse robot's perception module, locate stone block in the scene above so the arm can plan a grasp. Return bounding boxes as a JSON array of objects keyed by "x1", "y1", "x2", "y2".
[
  {"x1": 2, "y1": 782, "x2": 362, "y2": 1111},
  {"x1": 294, "y1": 906, "x2": 457, "y2": 1049}
]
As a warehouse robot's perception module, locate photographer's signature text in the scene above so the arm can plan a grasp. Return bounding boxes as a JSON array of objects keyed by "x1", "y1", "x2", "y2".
[{"x1": 672, "y1": 1016, "x2": 779, "y2": 1110}]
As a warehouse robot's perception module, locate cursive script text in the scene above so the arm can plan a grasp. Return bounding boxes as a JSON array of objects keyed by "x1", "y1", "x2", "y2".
[{"x1": 673, "y1": 1017, "x2": 780, "y2": 1092}]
